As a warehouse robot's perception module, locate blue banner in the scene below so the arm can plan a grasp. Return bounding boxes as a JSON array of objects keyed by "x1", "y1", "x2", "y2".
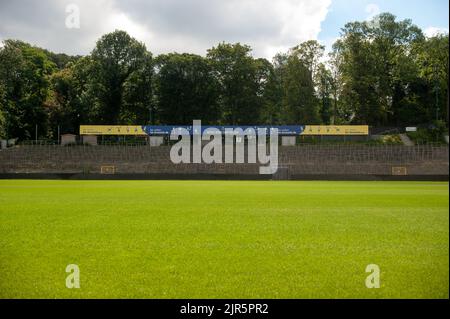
[{"x1": 142, "y1": 125, "x2": 305, "y2": 136}]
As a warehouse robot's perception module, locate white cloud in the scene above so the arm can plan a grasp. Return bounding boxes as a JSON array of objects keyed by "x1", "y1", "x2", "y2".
[
  {"x1": 424, "y1": 26, "x2": 449, "y2": 38},
  {"x1": 0, "y1": 0, "x2": 333, "y2": 59},
  {"x1": 70, "y1": 0, "x2": 154, "y2": 53},
  {"x1": 102, "y1": 11, "x2": 153, "y2": 46}
]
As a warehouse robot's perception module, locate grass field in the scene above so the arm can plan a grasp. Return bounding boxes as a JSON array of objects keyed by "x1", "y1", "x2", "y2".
[{"x1": 0, "y1": 180, "x2": 448, "y2": 299}]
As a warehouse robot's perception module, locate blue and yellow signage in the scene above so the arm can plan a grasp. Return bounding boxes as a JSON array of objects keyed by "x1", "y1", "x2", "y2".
[{"x1": 80, "y1": 125, "x2": 369, "y2": 136}]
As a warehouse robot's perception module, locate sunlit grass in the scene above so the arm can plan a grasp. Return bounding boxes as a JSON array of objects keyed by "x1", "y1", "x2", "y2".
[{"x1": 0, "y1": 180, "x2": 448, "y2": 298}]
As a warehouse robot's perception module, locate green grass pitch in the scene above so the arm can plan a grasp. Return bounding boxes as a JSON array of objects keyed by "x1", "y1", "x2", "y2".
[{"x1": 0, "y1": 180, "x2": 448, "y2": 298}]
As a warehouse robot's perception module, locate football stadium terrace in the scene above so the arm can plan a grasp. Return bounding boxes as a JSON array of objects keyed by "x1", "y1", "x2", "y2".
[{"x1": 0, "y1": 141, "x2": 448, "y2": 181}]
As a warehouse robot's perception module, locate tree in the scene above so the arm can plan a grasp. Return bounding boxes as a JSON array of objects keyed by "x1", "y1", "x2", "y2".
[
  {"x1": 0, "y1": 99, "x2": 5, "y2": 139},
  {"x1": 414, "y1": 34, "x2": 449, "y2": 124},
  {"x1": 291, "y1": 40, "x2": 325, "y2": 79},
  {"x1": 0, "y1": 40, "x2": 55, "y2": 139},
  {"x1": 327, "y1": 50, "x2": 347, "y2": 124},
  {"x1": 154, "y1": 53, "x2": 220, "y2": 125},
  {"x1": 259, "y1": 55, "x2": 282, "y2": 124},
  {"x1": 47, "y1": 56, "x2": 94, "y2": 135},
  {"x1": 207, "y1": 43, "x2": 264, "y2": 125},
  {"x1": 121, "y1": 56, "x2": 153, "y2": 124},
  {"x1": 0, "y1": 82, "x2": 5, "y2": 138},
  {"x1": 43, "y1": 50, "x2": 81, "y2": 70},
  {"x1": 333, "y1": 13, "x2": 425, "y2": 126},
  {"x1": 315, "y1": 63, "x2": 333, "y2": 124},
  {"x1": 88, "y1": 30, "x2": 153, "y2": 124},
  {"x1": 281, "y1": 54, "x2": 319, "y2": 124}
]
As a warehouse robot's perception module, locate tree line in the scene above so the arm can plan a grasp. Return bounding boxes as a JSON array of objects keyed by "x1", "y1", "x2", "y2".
[{"x1": 0, "y1": 13, "x2": 448, "y2": 140}]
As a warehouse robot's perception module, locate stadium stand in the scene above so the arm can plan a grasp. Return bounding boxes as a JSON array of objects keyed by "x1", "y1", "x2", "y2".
[{"x1": 0, "y1": 144, "x2": 448, "y2": 180}]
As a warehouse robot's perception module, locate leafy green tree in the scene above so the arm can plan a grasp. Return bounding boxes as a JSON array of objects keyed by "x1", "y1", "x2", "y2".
[
  {"x1": 88, "y1": 30, "x2": 153, "y2": 124},
  {"x1": 0, "y1": 82, "x2": 5, "y2": 138},
  {"x1": 315, "y1": 63, "x2": 333, "y2": 124},
  {"x1": 207, "y1": 43, "x2": 264, "y2": 125},
  {"x1": 333, "y1": 13, "x2": 425, "y2": 126},
  {"x1": 259, "y1": 55, "x2": 283, "y2": 124},
  {"x1": 42, "y1": 50, "x2": 81, "y2": 70},
  {"x1": 281, "y1": 54, "x2": 319, "y2": 124},
  {"x1": 0, "y1": 40, "x2": 55, "y2": 139},
  {"x1": 0, "y1": 95, "x2": 5, "y2": 139},
  {"x1": 333, "y1": 34, "x2": 378, "y2": 124},
  {"x1": 48, "y1": 56, "x2": 94, "y2": 135},
  {"x1": 414, "y1": 34, "x2": 449, "y2": 124},
  {"x1": 262, "y1": 50, "x2": 320, "y2": 125},
  {"x1": 154, "y1": 53, "x2": 220, "y2": 125},
  {"x1": 291, "y1": 40, "x2": 325, "y2": 79},
  {"x1": 327, "y1": 51, "x2": 347, "y2": 124}
]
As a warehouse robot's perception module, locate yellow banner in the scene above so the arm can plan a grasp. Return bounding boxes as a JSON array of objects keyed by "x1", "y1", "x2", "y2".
[
  {"x1": 80, "y1": 125, "x2": 147, "y2": 135},
  {"x1": 301, "y1": 125, "x2": 369, "y2": 136},
  {"x1": 80, "y1": 125, "x2": 369, "y2": 136}
]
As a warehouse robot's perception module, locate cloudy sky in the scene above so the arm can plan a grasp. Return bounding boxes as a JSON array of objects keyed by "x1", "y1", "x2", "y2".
[{"x1": 0, "y1": 0, "x2": 448, "y2": 59}]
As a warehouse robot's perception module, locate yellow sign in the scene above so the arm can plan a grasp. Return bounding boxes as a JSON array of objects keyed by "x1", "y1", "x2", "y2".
[
  {"x1": 80, "y1": 125, "x2": 147, "y2": 135},
  {"x1": 301, "y1": 125, "x2": 369, "y2": 136},
  {"x1": 80, "y1": 125, "x2": 369, "y2": 136}
]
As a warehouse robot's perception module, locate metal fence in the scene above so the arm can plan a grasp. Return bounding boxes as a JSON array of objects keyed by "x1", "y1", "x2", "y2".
[{"x1": 1, "y1": 143, "x2": 448, "y2": 165}]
